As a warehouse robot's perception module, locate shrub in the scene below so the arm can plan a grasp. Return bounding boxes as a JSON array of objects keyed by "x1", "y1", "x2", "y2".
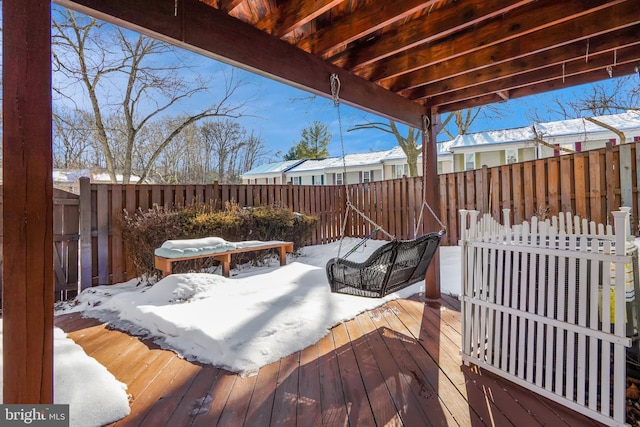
[{"x1": 120, "y1": 202, "x2": 318, "y2": 280}]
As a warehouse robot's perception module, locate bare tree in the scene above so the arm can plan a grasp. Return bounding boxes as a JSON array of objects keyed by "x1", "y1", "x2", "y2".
[
  {"x1": 51, "y1": 9, "x2": 247, "y2": 183},
  {"x1": 349, "y1": 120, "x2": 421, "y2": 176},
  {"x1": 530, "y1": 126, "x2": 575, "y2": 154},
  {"x1": 528, "y1": 76, "x2": 640, "y2": 121},
  {"x1": 350, "y1": 105, "x2": 503, "y2": 176},
  {"x1": 52, "y1": 108, "x2": 97, "y2": 168},
  {"x1": 239, "y1": 131, "x2": 269, "y2": 177},
  {"x1": 526, "y1": 76, "x2": 639, "y2": 152},
  {"x1": 439, "y1": 109, "x2": 481, "y2": 139},
  {"x1": 200, "y1": 119, "x2": 246, "y2": 183}
]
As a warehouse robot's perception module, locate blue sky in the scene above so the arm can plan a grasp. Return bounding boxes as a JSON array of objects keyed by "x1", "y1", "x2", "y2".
[
  {"x1": 190, "y1": 51, "x2": 634, "y2": 162},
  {"x1": 197, "y1": 57, "x2": 608, "y2": 162},
  {"x1": 46, "y1": 6, "x2": 637, "y2": 164}
]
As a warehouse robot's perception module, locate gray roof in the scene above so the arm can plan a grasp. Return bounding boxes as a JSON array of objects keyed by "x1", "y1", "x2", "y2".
[{"x1": 242, "y1": 159, "x2": 305, "y2": 175}]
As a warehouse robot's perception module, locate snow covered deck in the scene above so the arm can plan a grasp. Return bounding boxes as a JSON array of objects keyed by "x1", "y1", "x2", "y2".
[{"x1": 54, "y1": 295, "x2": 602, "y2": 426}]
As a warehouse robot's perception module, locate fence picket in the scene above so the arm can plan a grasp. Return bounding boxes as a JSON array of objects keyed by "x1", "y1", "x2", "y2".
[
  {"x1": 545, "y1": 223, "x2": 557, "y2": 392},
  {"x1": 576, "y1": 237, "x2": 588, "y2": 406},
  {"x1": 535, "y1": 220, "x2": 547, "y2": 388},
  {"x1": 566, "y1": 235, "x2": 577, "y2": 402}
]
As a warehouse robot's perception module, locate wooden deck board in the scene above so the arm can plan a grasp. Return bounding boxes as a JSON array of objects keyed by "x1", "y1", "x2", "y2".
[
  {"x1": 191, "y1": 371, "x2": 237, "y2": 426},
  {"x1": 268, "y1": 351, "x2": 300, "y2": 426},
  {"x1": 316, "y1": 328, "x2": 349, "y2": 426},
  {"x1": 165, "y1": 366, "x2": 221, "y2": 427},
  {"x1": 331, "y1": 322, "x2": 377, "y2": 426},
  {"x1": 54, "y1": 295, "x2": 606, "y2": 427},
  {"x1": 380, "y1": 302, "x2": 480, "y2": 427},
  {"x1": 215, "y1": 372, "x2": 258, "y2": 427},
  {"x1": 137, "y1": 362, "x2": 204, "y2": 426},
  {"x1": 343, "y1": 318, "x2": 403, "y2": 426},
  {"x1": 356, "y1": 309, "x2": 434, "y2": 426},
  {"x1": 295, "y1": 342, "x2": 322, "y2": 426},
  {"x1": 242, "y1": 357, "x2": 280, "y2": 426}
]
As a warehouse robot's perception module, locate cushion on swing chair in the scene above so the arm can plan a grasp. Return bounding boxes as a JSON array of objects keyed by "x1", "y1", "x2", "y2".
[{"x1": 326, "y1": 230, "x2": 444, "y2": 298}]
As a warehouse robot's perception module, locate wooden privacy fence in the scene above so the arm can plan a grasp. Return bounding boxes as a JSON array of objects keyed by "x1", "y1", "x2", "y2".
[
  {"x1": 0, "y1": 187, "x2": 80, "y2": 301},
  {"x1": 80, "y1": 141, "x2": 639, "y2": 287},
  {"x1": 459, "y1": 209, "x2": 637, "y2": 426},
  {"x1": 441, "y1": 142, "x2": 636, "y2": 246},
  {"x1": 79, "y1": 176, "x2": 437, "y2": 286}
]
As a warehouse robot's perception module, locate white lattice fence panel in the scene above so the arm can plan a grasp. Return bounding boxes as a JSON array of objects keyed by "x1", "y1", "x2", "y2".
[{"x1": 460, "y1": 209, "x2": 634, "y2": 426}]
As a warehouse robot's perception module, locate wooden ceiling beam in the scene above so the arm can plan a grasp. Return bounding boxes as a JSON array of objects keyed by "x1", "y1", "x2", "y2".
[
  {"x1": 367, "y1": 0, "x2": 628, "y2": 85},
  {"x1": 295, "y1": 0, "x2": 439, "y2": 57},
  {"x1": 507, "y1": 62, "x2": 640, "y2": 101},
  {"x1": 382, "y1": 0, "x2": 640, "y2": 93},
  {"x1": 254, "y1": 0, "x2": 342, "y2": 38},
  {"x1": 425, "y1": 44, "x2": 640, "y2": 107},
  {"x1": 408, "y1": 25, "x2": 640, "y2": 101},
  {"x1": 330, "y1": 0, "x2": 534, "y2": 71},
  {"x1": 200, "y1": 0, "x2": 244, "y2": 13},
  {"x1": 55, "y1": 0, "x2": 427, "y2": 128},
  {"x1": 436, "y1": 62, "x2": 640, "y2": 113}
]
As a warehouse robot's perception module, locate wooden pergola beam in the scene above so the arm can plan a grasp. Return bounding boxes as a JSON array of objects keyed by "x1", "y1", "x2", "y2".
[
  {"x1": 254, "y1": 0, "x2": 343, "y2": 38},
  {"x1": 373, "y1": 0, "x2": 632, "y2": 88},
  {"x1": 2, "y1": 0, "x2": 54, "y2": 403},
  {"x1": 296, "y1": 0, "x2": 440, "y2": 57},
  {"x1": 331, "y1": 0, "x2": 534, "y2": 70},
  {"x1": 425, "y1": 44, "x2": 640, "y2": 107},
  {"x1": 55, "y1": 0, "x2": 427, "y2": 129},
  {"x1": 437, "y1": 61, "x2": 639, "y2": 113},
  {"x1": 407, "y1": 25, "x2": 640, "y2": 101}
]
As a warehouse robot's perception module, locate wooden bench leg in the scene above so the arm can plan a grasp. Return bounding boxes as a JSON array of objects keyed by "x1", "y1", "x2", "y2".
[
  {"x1": 155, "y1": 256, "x2": 173, "y2": 277},
  {"x1": 214, "y1": 253, "x2": 232, "y2": 277},
  {"x1": 279, "y1": 246, "x2": 287, "y2": 266}
]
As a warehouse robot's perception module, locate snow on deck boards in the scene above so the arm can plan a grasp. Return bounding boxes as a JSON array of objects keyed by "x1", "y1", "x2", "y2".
[{"x1": 54, "y1": 295, "x2": 603, "y2": 427}]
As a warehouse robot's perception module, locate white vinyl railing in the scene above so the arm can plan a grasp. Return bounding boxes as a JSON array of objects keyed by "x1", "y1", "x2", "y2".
[{"x1": 459, "y1": 209, "x2": 636, "y2": 426}]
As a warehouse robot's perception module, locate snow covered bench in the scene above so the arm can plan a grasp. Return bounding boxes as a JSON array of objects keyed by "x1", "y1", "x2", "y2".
[{"x1": 154, "y1": 237, "x2": 294, "y2": 277}]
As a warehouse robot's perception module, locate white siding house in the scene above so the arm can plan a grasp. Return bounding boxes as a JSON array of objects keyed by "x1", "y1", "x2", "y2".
[
  {"x1": 242, "y1": 143, "x2": 454, "y2": 185},
  {"x1": 241, "y1": 110, "x2": 640, "y2": 180},
  {"x1": 450, "y1": 126, "x2": 537, "y2": 171},
  {"x1": 322, "y1": 151, "x2": 387, "y2": 185},
  {"x1": 284, "y1": 158, "x2": 338, "y2": 185},
  {"x1": 449, "y1": 111, "x2": 640, "y2": 172},
  {"x1": 534, "y1": 110, "x2": 640, "y2": 157},
  {"x1": 241, "y1": 159, "x2": 305, "y2": 184}
]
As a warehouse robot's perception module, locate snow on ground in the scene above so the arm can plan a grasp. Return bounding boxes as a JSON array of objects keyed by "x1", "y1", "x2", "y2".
[
  {"x1": 0, "y1": 323, "x2": 131, "y2": 427},
  {"x1": 58, "y1": 238, "x2": 462, "y2": 377}
]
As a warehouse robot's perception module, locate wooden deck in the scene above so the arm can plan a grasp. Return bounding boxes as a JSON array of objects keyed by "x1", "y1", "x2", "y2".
[{"x1": 54, "y1": 294, "x2": 604, "y2": 426}]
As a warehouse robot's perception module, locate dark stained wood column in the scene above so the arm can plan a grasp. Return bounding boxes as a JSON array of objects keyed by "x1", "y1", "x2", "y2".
[
  {"x1": 423, "y1": 110, "x2": 441, "y2": 299},
  {"x1": 2, "y1": 0, "x2": 54, "y2": 403}
]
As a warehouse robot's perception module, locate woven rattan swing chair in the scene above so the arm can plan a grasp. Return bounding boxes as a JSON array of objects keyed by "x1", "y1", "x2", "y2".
[{"x1": 325, "y1": 74, "x2": 445, "y2": 298}]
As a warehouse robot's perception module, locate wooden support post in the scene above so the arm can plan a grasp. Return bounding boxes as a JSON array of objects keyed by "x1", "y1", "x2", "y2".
[
  {"x1": 424, "y1": 110, "x2": 442, "y2": 299},
  {"x1": 2, "y1": 0, "x2": 54, "y2": 403}
]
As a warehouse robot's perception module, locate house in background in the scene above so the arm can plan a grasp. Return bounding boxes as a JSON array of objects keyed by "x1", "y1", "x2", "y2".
[
  {"x1": 534, "y1": 110, "x2": 640, "y2": 157},
  {"x1": 322, "y1": 151, "x2": 388, "y2": 185},
  {"x1": 450, "y1": 110, "x2": 640, "y2": 171},
  {"x1": 285, "y1": 157, "x2": 339, "y2": 185},
  {"x1": 241, "y1": 159, "x2": 305, "y2": 184},
  {"x1": 380, "y1": 142, "x2": 454, "y2": 177},
  {"x1": 49, "y1": 169, "x2": 145, "y2": 194},
  {"x1": 449, "y1": 126, "x2": 537, "y2": 171},
  {"x1": 242, "y1": 110, "x2": 640, "y2": 181},
  {"x1": 241, "y1": 142, "x2": 456, "y2": 186}
]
